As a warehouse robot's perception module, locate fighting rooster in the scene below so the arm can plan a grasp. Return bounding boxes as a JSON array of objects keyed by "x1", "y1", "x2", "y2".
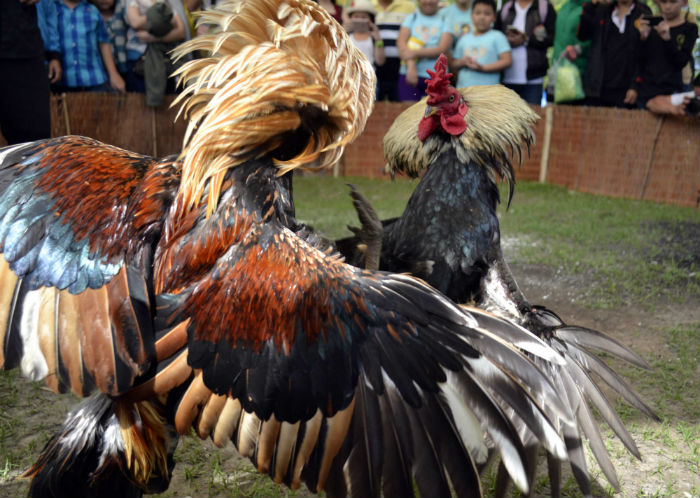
[
  {"x1": 338, "y1": 55, "x2": 658, "y2": 497},
  {"x1": 0, "y1": 1, "x2": 575, "y2": 497}
]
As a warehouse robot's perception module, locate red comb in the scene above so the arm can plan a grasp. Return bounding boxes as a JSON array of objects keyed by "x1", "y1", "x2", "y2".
[{"x1": 425, "y1": 54, "x2": 452, "y2": 104}]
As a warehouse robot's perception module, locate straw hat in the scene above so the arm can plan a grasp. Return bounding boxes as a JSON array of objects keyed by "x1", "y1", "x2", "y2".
[{"x1": 346, "y1": 0, "x2": 377, "y2": 16}]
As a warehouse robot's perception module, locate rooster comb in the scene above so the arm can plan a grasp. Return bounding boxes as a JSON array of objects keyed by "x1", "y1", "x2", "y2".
[{"x1": 425, "y1": 54, "x2": 452, "y2": 103}]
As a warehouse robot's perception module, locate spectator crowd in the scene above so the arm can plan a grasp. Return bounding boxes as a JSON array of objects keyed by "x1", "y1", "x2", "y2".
[{"x1": 0, "y1": 0, "x2": 698, "y2": 145}]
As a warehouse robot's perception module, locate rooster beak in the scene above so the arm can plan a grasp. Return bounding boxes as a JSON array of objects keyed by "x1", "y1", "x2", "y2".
[{"x1": 424, "y1": 105, "x2": 438, "y2": 118}]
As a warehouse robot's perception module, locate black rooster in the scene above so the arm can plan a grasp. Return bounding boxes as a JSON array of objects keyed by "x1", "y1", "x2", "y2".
[{"x1": 337, "y1": 55, "x2": 659, "y2": 498}]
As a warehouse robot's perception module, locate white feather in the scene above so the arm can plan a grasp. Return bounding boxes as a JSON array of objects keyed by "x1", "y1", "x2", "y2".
[
  {"x1": 440, "y1": 370, "x2": 488, "y2": 464},
  {"x1": 19, "y1": 289, "x2": 49, "y2": 381},
  {"x1": 0, "y1": 143, "x2": 28, "y2": 166}
]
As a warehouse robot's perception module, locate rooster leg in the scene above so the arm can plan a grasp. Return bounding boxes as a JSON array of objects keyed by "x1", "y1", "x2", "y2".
[{"x1": 345, "y1": 184, "x2": 383, "y2": 271}]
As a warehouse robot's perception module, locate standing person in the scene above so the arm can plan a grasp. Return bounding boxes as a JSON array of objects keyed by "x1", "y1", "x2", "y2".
[
  {"x1": 450, "y1": 0, "x2": 512, "y2": 87},
  {"x1": 495, "y1": 0, "x2": 556, "y2": 105},
  {"x1": 550, "y1": 0, "x2": 590, "y2": 101},
  {"x1": 636, "y1": 0, "x2": 698, "y2": 109},
  {"x1": 53, "y1": 0, "x2": 126, "y2": 93},
  {"x1": 347, "y1": 0, "x2": 386, "y2": 71},
  {"x1": 440, "y1": 0, "x2": 474, "y2": 50},
  {"x1": 124, "y1": 0, "x2": 188, "y2": 102},
  {"x1": 90, "y1": 0, "x2": 128, "y2": 77},
  {"x1": 396, "y1": 0, "x2": 453, "y2": 101},
  {"x1": 577, "y1": 0, "x2": 651, "y2": 108},
  {"x1": 0, "y1": 0, "x2": 54, "y2": 144},
  {"x1": 373, "y1": 0, "x2": 416, "y2": 101}
]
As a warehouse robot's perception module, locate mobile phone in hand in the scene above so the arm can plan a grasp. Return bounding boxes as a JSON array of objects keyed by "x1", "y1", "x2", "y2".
[
  {"x1": 352, "y1": 19, "x2": 369, "y2": 33},
  {"x1": 644, "y1": 16, "x2": 664, "y2": 26}
]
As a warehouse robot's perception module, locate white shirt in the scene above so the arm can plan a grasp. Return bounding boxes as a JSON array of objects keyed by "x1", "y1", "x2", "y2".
[
  {"x1": 502, "y1": 2, "x2": 543, "y2": 84},
  {"x1": 350, "y1": 35, "x2": 375, "y2": 67}
]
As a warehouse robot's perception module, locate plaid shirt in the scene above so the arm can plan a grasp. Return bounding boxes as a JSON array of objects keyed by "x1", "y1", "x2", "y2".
[
  {"x1": 102, "y1": 0, "x2": 128, "y2": 74},
  {"x1": 55, "y1": 0, "x2": 109, "y2": 87}
]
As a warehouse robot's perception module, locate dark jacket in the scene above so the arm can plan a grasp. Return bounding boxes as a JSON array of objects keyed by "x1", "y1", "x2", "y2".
[
  {"x1": 577, "y1": 0, "x2": 651, "y2": 98},
  {"x1": 0, "y1": 0, "x2": 45, "y2": 59},
  {"x1": 496, "y1": 0, "x2": 557, "y2": 80}
]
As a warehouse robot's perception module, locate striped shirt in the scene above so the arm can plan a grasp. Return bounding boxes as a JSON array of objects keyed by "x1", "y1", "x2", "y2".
[
  {"x1": 102, "y1": 0, "x2": 128, "y2": 74},
  {"x1": 373, "y1": 0, "x2": 415, "y2": 60},
  {"x1": 55, "y1": 0, "x2": 109, "y2": 87}
]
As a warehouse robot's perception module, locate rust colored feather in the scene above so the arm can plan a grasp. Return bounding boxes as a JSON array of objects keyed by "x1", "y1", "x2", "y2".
[
  {"x1": 212, "y1": 397, "x2": 243, "y2": 447},
  {"x1": 36, "y1": 287, "x2": 60, "y2": 392},
  {"x1": 56, "y1": 291, "x2": 86, "y2": 396},
  {"x1": 291, "y1": 410, "x2": 323, "y2": 490},
  {"x1": 256, "y1": 416, "x2": 281, "y2": 473},
  {"x1": 196, "y1": 393, "x2": 227, "y2": 439},
  {"x1": 77, "y1": 286, "x2": 117, "y2": 394},
  {"x1": 273, "y1": 421, "x2": 300, "y2": 483},
  {"x1": 316, "y1": 396, "x2": 356, "y2": 492},
  {"x1": 105, "y1": 268, "x2": 150, "y2": 378},
  {"x1": 124, "y1": 349, "x2": 192, "y2": 402},
  {"x1": 174, "y1": 370, "x2": 212, "y2": 434},
  {"x1": 0, "y1": 258, "x2": 19, "y2": 368},
  {"x1": 155, "y1": 320, "x2": 189, "y2": 362}
]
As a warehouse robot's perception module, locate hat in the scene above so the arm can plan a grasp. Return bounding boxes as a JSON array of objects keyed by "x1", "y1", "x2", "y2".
[{"x1": 346, "y1": 0, "x2": 377, "y2": 16}]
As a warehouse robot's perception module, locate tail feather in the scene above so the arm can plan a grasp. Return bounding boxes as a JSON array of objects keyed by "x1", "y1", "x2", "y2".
[{"x1": 24, "y1": 395, "x2": 175, "y2": 498}]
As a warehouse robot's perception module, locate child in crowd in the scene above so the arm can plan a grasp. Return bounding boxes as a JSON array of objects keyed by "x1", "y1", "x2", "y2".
[
  {"x1": 373, "y1": 0, "x2": 416, "y2": 102},
  {"x1": 636, "y1": 0, "x2": 698, "y2": 109},
  {"x1": 396, "y1": 0, "x2": 452, "y2": 101},
  {"x1": 90, "y1": 0, "x2": 128, "y2": 76},
  {"x1": 347, "y1": 0, "x2": 386, "y2": 71},
  {"x1": 53, "y1": 0, "x2": 125, "y2": 92},
  {"x1": 440, "y1": 0, "x2": 474, "y2": 51},
  {"x1": 450, "y1": 0, "x2": 512, "y2": 88}
]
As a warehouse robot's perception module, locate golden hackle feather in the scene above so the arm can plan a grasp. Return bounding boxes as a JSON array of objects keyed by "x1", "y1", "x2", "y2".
[
  {"x1": 171, "y1": 0, "x2": 376, "y2": 216},
  {"x1": 383, "y1": 85, "x2": 538, "y2": 186},
  {"x1": 114, "y1": 399, "x2": 170, "y2": 487}
]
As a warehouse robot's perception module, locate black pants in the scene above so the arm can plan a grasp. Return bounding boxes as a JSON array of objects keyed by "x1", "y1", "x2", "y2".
[{"x1": 0, "y1": 56, "x2": 51, "y2": 144}]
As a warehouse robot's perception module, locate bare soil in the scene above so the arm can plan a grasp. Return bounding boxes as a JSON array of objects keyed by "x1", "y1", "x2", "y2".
[{"x1": 0, "y1": 253, "x2": 698, "y2": 498}]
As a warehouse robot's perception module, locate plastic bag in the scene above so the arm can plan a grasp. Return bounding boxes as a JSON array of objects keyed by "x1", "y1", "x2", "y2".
[{"x1": 553, "y1": 58, "x2": 584, "y2": 103}]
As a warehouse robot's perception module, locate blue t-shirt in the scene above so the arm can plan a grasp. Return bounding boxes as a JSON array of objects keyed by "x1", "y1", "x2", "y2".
[
  {"x1": 439, "y1": 3, "x2": 473, "y2": 49},
  {"x1": 453, "y1": 29, "x2": 510, "y2": 88},
  {"x1": 55, "y1": 0, "x2": 110, "y2": 87},
  {"x1": 400, "y1": 10, "x2": 449, "y2": 78}
]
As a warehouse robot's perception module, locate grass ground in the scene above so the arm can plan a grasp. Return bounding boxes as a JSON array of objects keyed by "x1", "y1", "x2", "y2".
[{"x1": 1, "y1": 176, "x2": 698, "y2": 497}]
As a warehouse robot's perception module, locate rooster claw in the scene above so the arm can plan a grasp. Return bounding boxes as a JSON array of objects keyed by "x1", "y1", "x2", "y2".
[{"x1": 346, "y1": 184, "x2": 382, "y2": 270}]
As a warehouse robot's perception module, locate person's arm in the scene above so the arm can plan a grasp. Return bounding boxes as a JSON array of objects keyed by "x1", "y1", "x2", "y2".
[
  {"x1": 475, "y1": 51, "x2": 512, "y2": 72},
  {"x1": 656, "y1": 22, "x2": 698, "y2": 68},
  {"x1": 411, "y1": 32, "x2": 452, "y2": 59},
  {"x1": 370, "y1": 21, "x2": 386, "y2": 67},
  {"x1": 397, "y1": 26, "x2": 413, "y2": 60},
  {"x1": 136, "y1": 12, "x2": 186, "y2": 43},
  {"x1": 99, "y1": 42, "x2": 126, "y2": 92},
  {"x1": 126, "y1": 4, "x2": 147, "y2": 30}
]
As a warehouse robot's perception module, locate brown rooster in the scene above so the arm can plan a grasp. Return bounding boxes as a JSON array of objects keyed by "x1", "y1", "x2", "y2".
[
  {"x1": 338, "y1": 55, "x2": 659, "y2": 498},
  {"x1": 0, "y1": 2, "x2": 576, "y2": 497}
]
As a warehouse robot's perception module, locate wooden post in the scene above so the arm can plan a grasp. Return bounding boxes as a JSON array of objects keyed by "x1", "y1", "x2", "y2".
[{"x1": 539, "y1": 105, "x2": 553, "y2": 183}]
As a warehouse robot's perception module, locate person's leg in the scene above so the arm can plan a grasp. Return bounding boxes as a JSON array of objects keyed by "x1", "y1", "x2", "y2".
[
  {"x1": 521, "y1": 83, "x2": 543, "y2": 105},
  {"x1": 0, "y1": 57, "x2": 51, "y2": 144}
]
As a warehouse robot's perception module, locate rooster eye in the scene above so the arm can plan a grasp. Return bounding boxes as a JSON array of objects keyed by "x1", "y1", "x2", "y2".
[{"x1": 448, "y1": 95, "x2": 455, "y2": 102}]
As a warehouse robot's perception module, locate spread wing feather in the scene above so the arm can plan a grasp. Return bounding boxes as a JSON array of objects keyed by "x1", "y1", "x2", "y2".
[{"x1": 0, "y1": 138, "x2": 180, "y2": 396}]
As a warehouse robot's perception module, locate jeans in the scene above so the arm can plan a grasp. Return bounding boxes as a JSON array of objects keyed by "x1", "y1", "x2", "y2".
[{"x1": 504, "y1": 83, "x2": 543, "y2": 105}]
